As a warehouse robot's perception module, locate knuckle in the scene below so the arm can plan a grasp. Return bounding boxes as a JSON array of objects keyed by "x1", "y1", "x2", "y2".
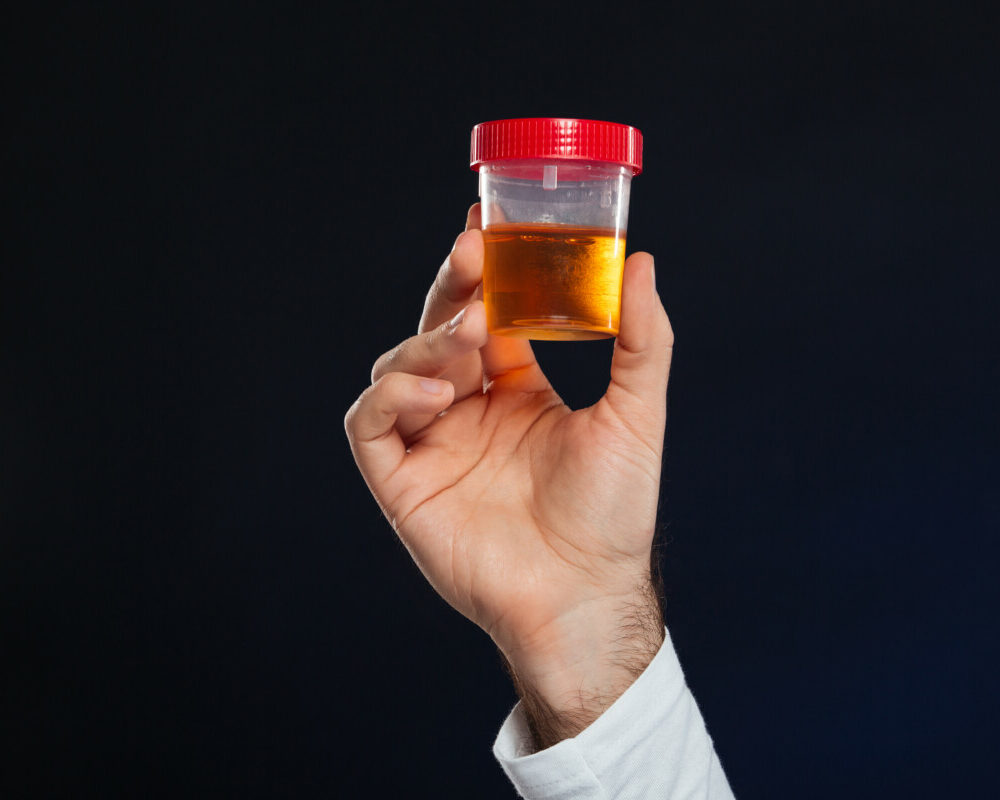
[
  {"x1": 372, "y1": 334, "x2": 424, "y2": 382},
  {"x1": 343, "y1": 394, "x2": 362, "y2": 434},
  {"x1": 436, "y1": 254, "x2": 456, "y2": 290},
  {"x1": 373, "y1": 370, "x2": 404, "y2": 397},
  {"x1": 654, "y1": 303, "x2": 674, "y2": 346},
  {"x1": 439, "y1": 262, "x2": 466, "y2": 303},
  {"x1": 371, "y1": 347, "x2": 398, "y2": 383},
  {"x1": 371, "y1": 333, "x2": 436, "y2": 384},
  {"x1": 442, "y1": 240, "x2": 481, "y2": 300},
  {"x1": 430, "y1": 317, "x2": 453, "y2": 346},
  {"x1": 346, "y1": 376, "x2": 389, "y2": 429}
]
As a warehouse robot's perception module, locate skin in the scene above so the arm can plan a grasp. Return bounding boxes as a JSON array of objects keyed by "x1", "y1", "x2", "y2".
[{"x1": 344, "y1": 204, "x2": 675, "y2": 748}]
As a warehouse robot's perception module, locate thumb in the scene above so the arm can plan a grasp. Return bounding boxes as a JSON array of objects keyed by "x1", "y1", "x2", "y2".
[{"x1": 603, "y1": 252, "x2": 674, "y2": 428}]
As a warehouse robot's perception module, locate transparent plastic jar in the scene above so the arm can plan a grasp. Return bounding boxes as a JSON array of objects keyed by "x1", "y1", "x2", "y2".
[{"x1": 470, "y1": 118, "x2": 643, "y2": 340}]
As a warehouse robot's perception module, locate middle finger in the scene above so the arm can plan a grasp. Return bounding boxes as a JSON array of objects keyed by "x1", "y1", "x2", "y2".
[{"x1": 372, "y1": 299, "x2": 488, "y2": 397}]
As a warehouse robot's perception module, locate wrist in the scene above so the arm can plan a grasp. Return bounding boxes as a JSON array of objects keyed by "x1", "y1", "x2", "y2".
[{"x1": 498, "y1": 581, "x2": 664, "y2": 750}]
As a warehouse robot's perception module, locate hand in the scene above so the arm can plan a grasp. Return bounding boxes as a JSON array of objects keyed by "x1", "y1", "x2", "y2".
[{"x1": 345, "y1": 205, "x2": 675, "y2": 748}]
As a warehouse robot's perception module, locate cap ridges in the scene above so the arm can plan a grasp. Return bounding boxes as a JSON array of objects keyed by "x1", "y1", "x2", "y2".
[{"x1": 470, "y1": 118, "x2": 642, "y2": 174}]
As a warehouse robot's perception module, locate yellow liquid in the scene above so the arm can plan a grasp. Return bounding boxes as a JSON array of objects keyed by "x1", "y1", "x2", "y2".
[{"x1": 482, "y1": 223, "x2": 626, "y2": 340}]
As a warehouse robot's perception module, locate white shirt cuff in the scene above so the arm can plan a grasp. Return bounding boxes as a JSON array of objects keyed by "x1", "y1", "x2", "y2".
[{"x1": 493, "y1": 627, "x2": 734, "y2": 799}]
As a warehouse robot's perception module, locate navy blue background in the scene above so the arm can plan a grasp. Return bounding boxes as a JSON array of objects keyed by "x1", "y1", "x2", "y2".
[{"x1": 4, "y1": 2, "x2": 998, "y2": 796}]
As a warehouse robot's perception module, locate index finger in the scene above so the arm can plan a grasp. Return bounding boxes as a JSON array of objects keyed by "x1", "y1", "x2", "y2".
[
  {"x1": 418, "y1": 204, "x2": 484, "y2": 333},
  {"x1": 420, "y1": 204, "x2": 549, "y2": 394}
]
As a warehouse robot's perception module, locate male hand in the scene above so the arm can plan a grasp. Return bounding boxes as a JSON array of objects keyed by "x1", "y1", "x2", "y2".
[{"x1": 345, "y1": 205, "x2": 675, "y2": 748}]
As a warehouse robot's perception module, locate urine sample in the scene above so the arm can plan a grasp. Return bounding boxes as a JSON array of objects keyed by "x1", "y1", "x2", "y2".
[
  {"x1": 482, "y1": 223, "x2": 625, "y2": 340},
  {"x1": 470, "y1": 118, "x2": 643, "y2": 340}
]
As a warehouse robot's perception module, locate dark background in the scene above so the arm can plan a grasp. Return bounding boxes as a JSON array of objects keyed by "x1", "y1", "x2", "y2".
[{"x1": 4, "y1": 1, "x2": 998, "y2": 797}]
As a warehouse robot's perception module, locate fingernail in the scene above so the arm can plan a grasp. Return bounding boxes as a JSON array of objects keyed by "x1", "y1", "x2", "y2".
[
  {"x1": 650, "y1": 257, "x2": 656, "y2": 286},
  {"x1": 445, "y1": 306, "x2": 467, "y2": 332},
  {"x1": 419, "y1": 379, "x2": 446, "y2": 395}
]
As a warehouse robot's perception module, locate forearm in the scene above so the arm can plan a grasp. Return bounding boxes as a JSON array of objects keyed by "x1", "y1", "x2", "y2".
[
  {"x1": 499, "y1": 579, "x2": 665, "y2": 750},
  {"x1": 494, "y1": 618, "x2": 735, "y2": 800}
]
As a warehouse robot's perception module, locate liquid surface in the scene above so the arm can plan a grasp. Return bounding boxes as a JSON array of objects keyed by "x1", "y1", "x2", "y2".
[{"x1": 481, "y1": 223, "x2": 626, "y2": 340}]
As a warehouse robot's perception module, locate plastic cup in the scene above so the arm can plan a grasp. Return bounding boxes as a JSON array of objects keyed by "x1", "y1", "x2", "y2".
[{"x1": 470, "y1": 118, "x2": 643, "y2": 340}]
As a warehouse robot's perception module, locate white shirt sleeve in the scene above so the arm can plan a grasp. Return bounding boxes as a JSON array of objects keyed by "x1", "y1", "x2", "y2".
[{"x1": 492, "y1": 627, "x2": 734, "y2": 799}]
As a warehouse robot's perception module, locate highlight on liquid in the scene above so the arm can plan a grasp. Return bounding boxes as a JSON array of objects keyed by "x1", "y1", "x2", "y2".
[{"x1": 481, "y1": 222, "x2": 626, "y2": 341}]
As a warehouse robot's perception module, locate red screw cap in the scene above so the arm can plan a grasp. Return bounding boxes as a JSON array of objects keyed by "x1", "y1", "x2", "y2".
[{"x1": 470, "y1": 118, "x2": 643, "y2": 175}]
